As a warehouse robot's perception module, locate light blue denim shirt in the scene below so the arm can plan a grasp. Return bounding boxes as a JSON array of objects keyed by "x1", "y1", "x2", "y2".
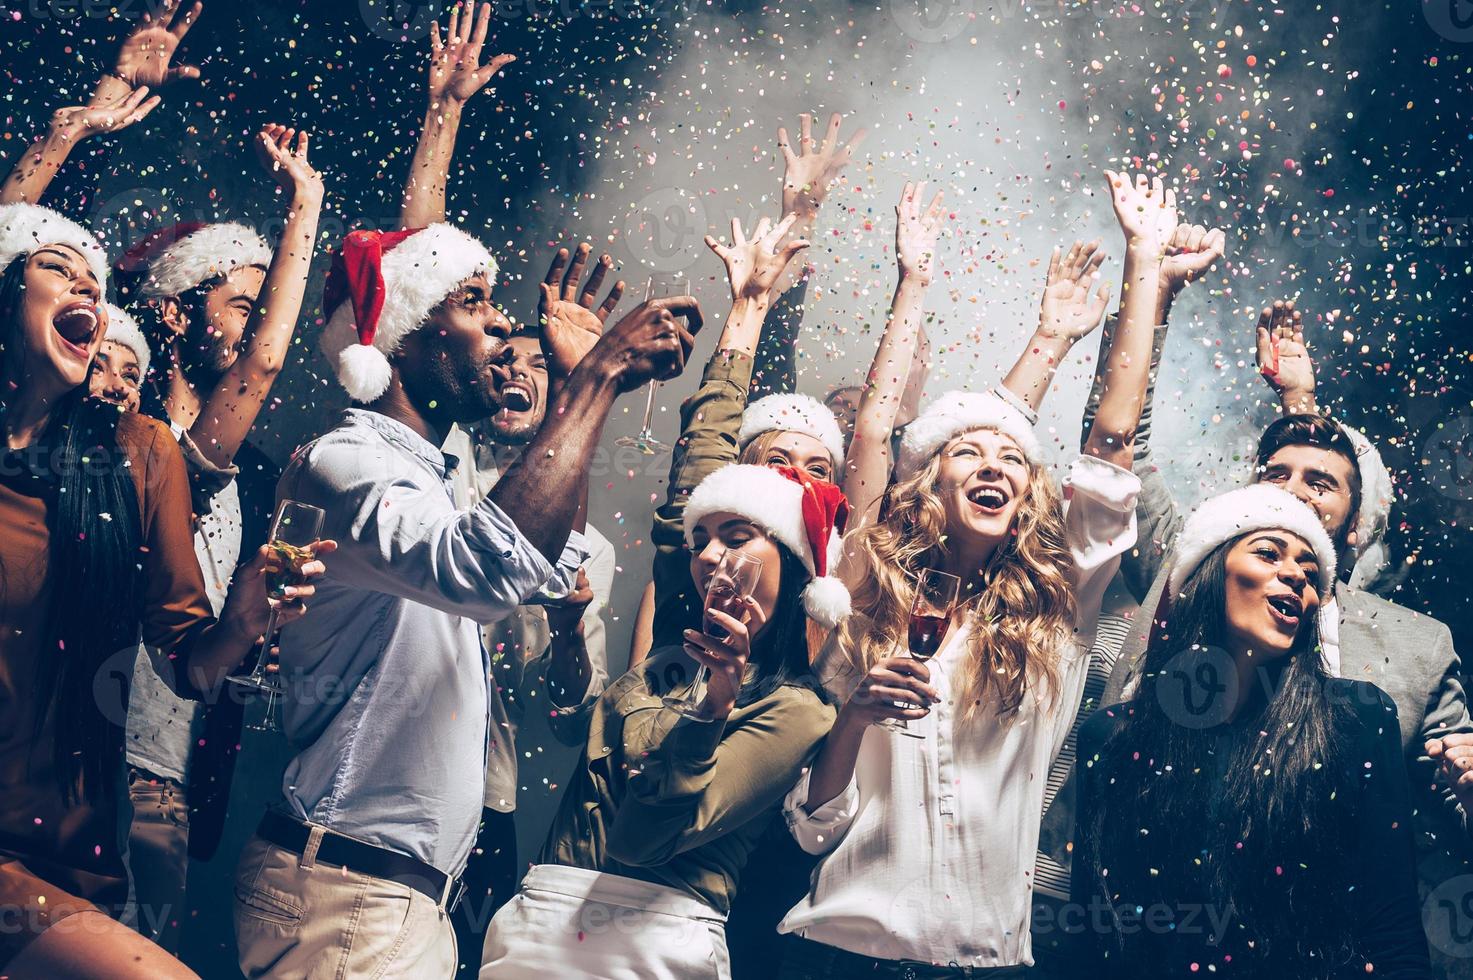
[{"x1": 273, "y1": 409, "x2": 588, "y2": 876}]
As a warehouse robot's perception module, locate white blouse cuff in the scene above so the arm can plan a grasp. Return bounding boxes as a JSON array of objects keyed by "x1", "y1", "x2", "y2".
[{"x1": 1067, "y1": 453, "x2": 1142, "y2": 513}]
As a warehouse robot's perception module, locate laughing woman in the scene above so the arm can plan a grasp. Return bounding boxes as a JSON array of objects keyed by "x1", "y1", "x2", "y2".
[
  {"x1": 775, "y1": 173, "x2": 1175, "y2": 976},
  {"x1": 481, "y1": 463, "x2": 846, "y2": 979},
  {"x1": 1072, "y1": 485, "x2": 1431, "y2": 979},
  {"x1": 0, "y1": 204, "x2": 325, "y2": 980}
]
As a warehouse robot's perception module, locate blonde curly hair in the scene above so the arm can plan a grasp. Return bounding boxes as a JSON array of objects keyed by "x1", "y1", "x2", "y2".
[{"x1": 837, "y1": 439, "x2": 1076, "y2": 721}]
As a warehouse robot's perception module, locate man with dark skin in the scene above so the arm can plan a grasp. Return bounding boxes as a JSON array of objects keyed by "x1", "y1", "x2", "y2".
[{"x1": 232, "y1": 218, "x2": 702, "y2": 978}]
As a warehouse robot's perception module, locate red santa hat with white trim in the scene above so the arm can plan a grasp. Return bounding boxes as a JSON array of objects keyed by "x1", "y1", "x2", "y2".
[
  {"x1": 683, "y1": 463, "x2": 852, "y2": 628},
  {"x1": 738, "y1": 393, "x2": 846, "y2": 466},
  {"x1": 0, "y1": 202, "x2": 109, "y2": 286},
  {"x1": 319, "y1": 225, "x2": 498, "y2": 404},
  {"x1": 119, "y1": 222, "x2": 273, "y2": 298}
]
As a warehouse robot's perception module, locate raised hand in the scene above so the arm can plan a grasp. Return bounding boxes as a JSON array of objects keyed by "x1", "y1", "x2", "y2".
[
  {"x1": 428, "y1": 2, "x2": 516, "y2": 107},
  {"x1": 539, "y1": 243, "x2": 625, "y2": 378},
  {"x1": 705, "y1": 213, "x2": 810, "y2": 302},
  {"x1": 1038, "y1": 240, "x2": 1112, "y2": 342},
  {"x1": 50, "y1": 87, "x2": 162, "y2": 140},
  {"x1": 588, "y1": 296, "x2": 704, "y2": 393},
  {"x1": 255, "y1": 125, "x2": 323, "y2": 201},
  {"x1": 110, "y1": 0, "x2": 203, "y2": 89},
  {"x1": 1255, "y1": 300, "x2": 1316, "y2": 413},
  {"x1": 778, "y1": 112, "x2": 867, "y2": 218},
  {"x1": 1104, "y1": 170, "x2": 1178, "y2": 255},
  {"x1": 895, "y1": 180, "x2": 947, "y2": 285},
  {"x1": 1160, "y1": 222, "x2": 1226, "y2": 292}
]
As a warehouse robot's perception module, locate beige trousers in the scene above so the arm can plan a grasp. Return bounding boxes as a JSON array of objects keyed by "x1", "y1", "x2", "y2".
[{"x1": 233, "y1": 834, "x2": 457, "y2": 980}]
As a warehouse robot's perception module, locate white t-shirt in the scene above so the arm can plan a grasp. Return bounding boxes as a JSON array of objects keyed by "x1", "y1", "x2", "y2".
[
  {"x1": 778, "y1": 454, "x2": 1140, "y2": 968},
  {"x1": 124, "y1": 432, "x2": 242, "y2": 783}
]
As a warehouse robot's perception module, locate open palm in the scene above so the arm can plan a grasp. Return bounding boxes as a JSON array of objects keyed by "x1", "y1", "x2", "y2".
[
  {"x1": 428, "y1": 2, "x2": 516, "y2": 106},
  {"x1": 111, "y1": 0, "x2": 202, "y2": 89},
  {"x1": 1038, "y1": 240, "x2": 1111, "y2": 341},
  {"x1": 706, "y1": 214, "x2": 810, "y2": 302}
]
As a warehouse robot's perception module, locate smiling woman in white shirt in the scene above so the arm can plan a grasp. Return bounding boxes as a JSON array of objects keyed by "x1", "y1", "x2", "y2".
[{"x1": 776, "y1": 172, "x2": 1176, "y2": 977}]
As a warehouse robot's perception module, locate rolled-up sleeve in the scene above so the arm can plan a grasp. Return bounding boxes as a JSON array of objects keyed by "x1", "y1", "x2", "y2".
[
  {"x1": 783, "y1": 765, "x2": 860, "y2": 856},
  {"x1": 290, "y1": 437, "x2": 558, "y2": 624},
  {"x1": 650, "y1": 350, "x2": 755, "y2": 651}
]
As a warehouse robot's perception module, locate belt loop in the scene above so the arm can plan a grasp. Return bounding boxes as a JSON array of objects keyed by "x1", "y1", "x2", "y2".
[
  {"x1": 438, "y1": 874, "x2": 454, "y2": 912},
  {"x1": 299, "y1": 824, "x2": 325, "y2": 871}
]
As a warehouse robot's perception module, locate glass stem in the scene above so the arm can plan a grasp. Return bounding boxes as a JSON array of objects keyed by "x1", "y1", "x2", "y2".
[{"x1": 639, "y1": 382, "x2": 657, "y2": 433}]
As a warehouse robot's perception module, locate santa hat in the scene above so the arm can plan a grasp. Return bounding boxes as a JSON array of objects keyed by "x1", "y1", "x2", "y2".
[
  {"x1": 1169, "y1": 484, "x2": 1338, "y2": 597},
  {"x1": 319, "y1": 225, "x2": 498, "y2": 403},
  {"x1": 123, "y1": 222, "x2": 273, "y2": 298},
  {"x1": 896, "y1": 389, "x2": 1042, "y2": 479},
  {"x1": 0, "y1": 203, "x2": 109, "y2": 287},
  {"x1": 101, "y1": 303, "x2": 151, "y2": 377},
  {"x1": 1333, "y1": 421, "x2": 1394, "y2": 588},
  {"x1": 738, "y1": 393, "x2": 846, "y2": 466},
  {"x1": 683, "y1": 463, "x2": 852, "y2": 628}
]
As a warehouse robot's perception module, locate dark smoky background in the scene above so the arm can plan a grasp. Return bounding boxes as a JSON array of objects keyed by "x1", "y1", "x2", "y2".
[{"x1": 5, "y1": 0, "x2": 1472, "y2": 974}]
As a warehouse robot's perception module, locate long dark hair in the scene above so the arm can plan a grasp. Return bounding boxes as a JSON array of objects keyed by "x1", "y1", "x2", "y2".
[
  {"x1": 0, "y1": 257, "x2": 144, "y2": 804},
  {"x1": 1079, "y1": 538, "x2": 1355, "y2": 977},
  {"x1": 739, "y1": 542, "x2": 827, "y2": 707}
]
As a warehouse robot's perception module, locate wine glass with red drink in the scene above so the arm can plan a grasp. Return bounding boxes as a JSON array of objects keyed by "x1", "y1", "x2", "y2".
[
  {"x1": 879, "y1": 568, "x2": 960, "y2": 738},
  {"x1": 663, "y1": 549, "x2": 764, "y2": 721}
]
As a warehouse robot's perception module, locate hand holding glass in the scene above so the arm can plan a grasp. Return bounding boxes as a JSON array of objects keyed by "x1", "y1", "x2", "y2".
[
  {"x1": 664, "y1": 549, "x2": 763, "y2": 721},
  {"x1": 616, "y1": 272, "x2": 689, "y2": 455},
  {"x1": 228, "y1": 499, "x2": 324, "y2": 732},
  {"x1": 879, "y1": 568, "x2": 960, "y2": 738}
]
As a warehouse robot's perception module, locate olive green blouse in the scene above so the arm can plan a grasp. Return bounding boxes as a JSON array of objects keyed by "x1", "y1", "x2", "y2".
[{"x1": 541, "y1": 647, "x2": 835, "y2": 914}]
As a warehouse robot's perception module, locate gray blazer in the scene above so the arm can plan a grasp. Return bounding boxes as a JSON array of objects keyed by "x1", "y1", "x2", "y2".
[{"x1": 1038, "y1": 400, "x2": 1473, "y2": 913}]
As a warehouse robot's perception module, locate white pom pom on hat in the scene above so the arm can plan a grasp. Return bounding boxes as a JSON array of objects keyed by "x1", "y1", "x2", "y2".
[
  {"x1": 738, "y1": 393, "x2": 847, "y2": 466},
  {"x1": 896, "y1": 389, "x2": 1042, "y2": 479},
  {"x1": 683, "y1": 463, "x2": 853, "y2": 629},
  {"x1": 319, "y1": 225, "x2": 498, "y2": 403},
  {"x1": 0, "y1": 202, "x2": 109, "y2": 288}
]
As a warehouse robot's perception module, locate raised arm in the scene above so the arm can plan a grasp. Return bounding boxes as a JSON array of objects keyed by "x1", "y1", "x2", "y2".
[
  {"x1": 492, "y1": 296, "x2": 704, "y2": 562},
  {"x1": 186, "y1": 125, "x2": 323, "y2": 471},
  {"x1": 1, "y1": 89, "x2": 161, "y2": 205},
  {"x1": 1, "y1": 0, "x2": 203, "y2": 204},
  {"x1": 843, "y1": 181, "x2": 947, "y2": 530},
  {"x1": 772, "y1": 112, "x2": 865, "y2": 297},
  {"x1": 1082, "y1": 172, "x2": 1177, "y2": 471},
  {"x1": 1001, "y1": 240, "x2": 1111, "y2": 414},
  {"x1": 399, "y1": 2, "x2": 515, "y2": 228},
  {"x1": 1254, "y1": 300, "x2": 1318, "y2": 415}
]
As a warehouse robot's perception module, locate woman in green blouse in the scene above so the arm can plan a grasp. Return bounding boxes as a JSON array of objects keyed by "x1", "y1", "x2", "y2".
[{"x1": 480, "y1": 462, "x2": 846, "y2": 979}]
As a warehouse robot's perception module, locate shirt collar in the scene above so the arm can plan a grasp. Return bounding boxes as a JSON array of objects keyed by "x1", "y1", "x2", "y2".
[{"x1": 343, "y1": 409, "x2": 459, "y2": 478}]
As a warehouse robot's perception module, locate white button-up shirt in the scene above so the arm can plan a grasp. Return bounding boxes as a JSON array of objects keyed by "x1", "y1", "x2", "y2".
[
  {"x1": 779, "y1": 454, "x2": 1140, "y2": 967},
  {"x1": 274, "y1": 409, "x2": 587, "y2": 877}
]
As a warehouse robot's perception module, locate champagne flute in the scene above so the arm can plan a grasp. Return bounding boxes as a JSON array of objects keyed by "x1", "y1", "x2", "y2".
[
  {"x1": 228, "y1": 499, "x2": 324, "y2": 733},
  {"x1": 879, "y1": 568, "x2": 960, "y2": 739},
  {"x1": 616, "y1": 272, "x2": 689, "y2": 455},
  {"x1": 664, "y1": 549, "x2": 763, "y2": 721}
]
